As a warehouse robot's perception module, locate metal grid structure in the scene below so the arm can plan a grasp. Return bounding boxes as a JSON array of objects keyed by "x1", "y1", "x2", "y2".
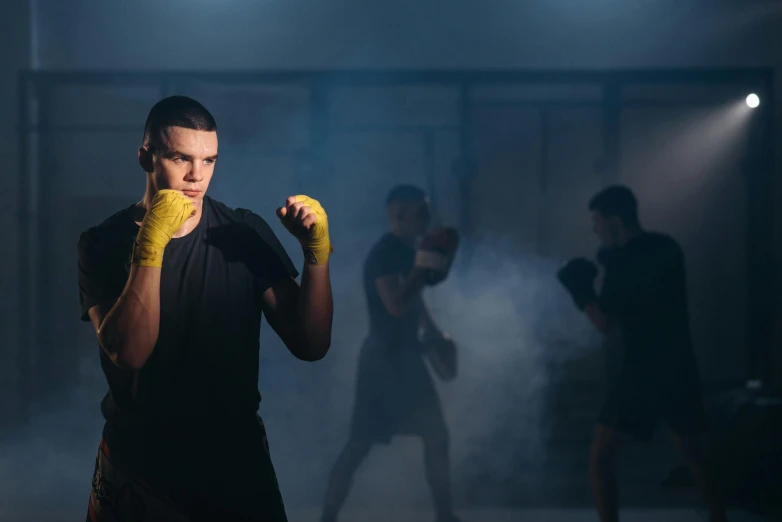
[{"x1": 15, "y1": 68, "x2": 776, "y2": 422}]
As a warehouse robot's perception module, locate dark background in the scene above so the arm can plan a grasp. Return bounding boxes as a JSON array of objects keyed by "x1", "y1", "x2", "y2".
[{"x1": 0, "y1": 1, "x2": 781, "y2": 520}]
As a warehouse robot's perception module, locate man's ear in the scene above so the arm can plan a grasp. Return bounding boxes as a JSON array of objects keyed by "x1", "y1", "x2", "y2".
[{"x1": 138, "y1": 146, "x2": 154, "y2": 173}]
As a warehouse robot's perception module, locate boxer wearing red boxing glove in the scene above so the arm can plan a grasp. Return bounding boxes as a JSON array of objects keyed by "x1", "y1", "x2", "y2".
[
  {"x1": 321, "y1": 185, "x2": 462, "y2": 522},
  {"x1": 557, "y1": 185, "x2": 726, "y2": 522},
  {"x1": 416, "y1": 226, "x2": 460, "y2": 286}
]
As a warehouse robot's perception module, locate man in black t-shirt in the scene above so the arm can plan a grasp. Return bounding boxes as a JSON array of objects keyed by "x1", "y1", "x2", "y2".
[
  {"x1": 557, "y1": 185, "x2": 727, "y2": 522},
  {"x1": 77, "y1": 96, "x2": 334, "y2": 522},
  {"x1": 320, "y1": 185, "x2": 462, "y2": 522}
]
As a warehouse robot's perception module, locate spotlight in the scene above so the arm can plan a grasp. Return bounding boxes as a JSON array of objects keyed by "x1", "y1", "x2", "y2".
[{"x1": 746, "y1": 93, "x2": 760, "y2": 109}]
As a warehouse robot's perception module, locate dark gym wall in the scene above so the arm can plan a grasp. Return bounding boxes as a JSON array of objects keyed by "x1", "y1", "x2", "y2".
[
  {"x1": 0, "y1": 0, "x2": 30, "y2": 423},
  {"x1": 4, "y1": 1, "x2": 782, "y2": 422}
]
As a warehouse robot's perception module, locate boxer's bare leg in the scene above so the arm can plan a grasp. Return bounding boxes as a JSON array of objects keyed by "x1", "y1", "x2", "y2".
[
  {"x1": 422, "y1": 427, "x2": 458, "y2": 522},
  {"x1": 668, "y1": 431, "x2": 728, "y2": 522},
  {"x1": 321, "y1": 439, "x2": 372, "y2": 522},
  {"x1": 590, "y1": 424, "x2": 622, "y2": 522}
]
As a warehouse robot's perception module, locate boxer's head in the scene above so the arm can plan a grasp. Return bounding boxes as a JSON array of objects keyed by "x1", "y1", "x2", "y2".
[
  {"x1": 589, "y1": 185, "x2": 640, "y2": 248},
  {"x1": 139, "y1": 96, "x2": 218, "y2": 213},
  {"x1": 386, "y1": 184, "x2": 431, "y2": 240}
]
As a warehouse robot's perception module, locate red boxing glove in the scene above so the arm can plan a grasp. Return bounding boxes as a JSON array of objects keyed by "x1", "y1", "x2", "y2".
[{"x1": 415, "y1": 227, "x2": 460, "y2": 286}]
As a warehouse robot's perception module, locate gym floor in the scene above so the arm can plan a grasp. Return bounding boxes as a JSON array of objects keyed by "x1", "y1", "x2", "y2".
[
  {"x1": 0, "y1": 508, "x2": 775, "y2": 522},
  {"x1": 283, "y1": 509, "x2": 777, "y2": 522}
]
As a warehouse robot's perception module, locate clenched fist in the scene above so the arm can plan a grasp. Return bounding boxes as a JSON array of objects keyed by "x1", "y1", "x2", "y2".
[
  {"x1": 556, "y1": 258, "x2": 598, "y2": 310},
  {"x1": 132, "y1": 189, "x2": 194, "y2": 267},
  {"x1": 276, "y1": 195, "x2": 333, "y2": 265},
  {"x1": 415, "y1": 227, "x2": 460, "y2": 286}
]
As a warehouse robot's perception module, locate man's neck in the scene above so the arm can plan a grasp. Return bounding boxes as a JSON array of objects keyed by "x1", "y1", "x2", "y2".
[
  {"x1": 619, "y1": 226, "x2": 643, "y2": 247},
  {"x1": 389, "y1": 227, "x2": 417, "y2": 247}
]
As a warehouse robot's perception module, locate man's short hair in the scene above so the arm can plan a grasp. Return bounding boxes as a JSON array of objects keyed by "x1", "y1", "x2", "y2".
[
  {"x1": 143, "y1": 96, "x2": 217, "y2": 151},
  {"x1": 589, "y1": 185, "x2": 639, "y2": 226},
  {"x1": 385, "y1": 184, "x2": 427, "y2": 206}
]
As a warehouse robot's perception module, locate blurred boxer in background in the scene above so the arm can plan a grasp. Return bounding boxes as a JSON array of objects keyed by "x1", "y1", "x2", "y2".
[
  {"x1": 321, "y1": 185, "x2": 461, "y2": 522},
  {"x1": 557, "y1": 185, "x2": 727, "y2": 522}
]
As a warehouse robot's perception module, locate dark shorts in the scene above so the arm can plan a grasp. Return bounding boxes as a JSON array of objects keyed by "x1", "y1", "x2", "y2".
[
  {"x1": 87, "y1": 416, "x2": 288, "y2": 522},
  {"x1": 598, "y1": 371, "x2": 706, "y2": 442},
  {"x1": 350, "y1": 338, "x2": 447, "y2": 444},
  {"x1": 87, "y1": 437, "x2": 191, "y2": 522}
]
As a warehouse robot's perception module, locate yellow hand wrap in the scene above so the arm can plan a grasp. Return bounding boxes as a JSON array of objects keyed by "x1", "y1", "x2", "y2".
[
  {"x1": 132, "y1": 190, "x2": 194, "y2": 268},
  {"x1": 294, "y1": 195, "x2": 333, "y2": 265}
]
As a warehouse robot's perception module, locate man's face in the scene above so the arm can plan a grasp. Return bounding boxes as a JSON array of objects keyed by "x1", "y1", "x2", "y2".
[
  {"x1": 143, "y1": 126, "x2": 218, "y2": 212},
  {"x1": 401, "y1": 199, "x2": 432, "y2": 238},
  {"x1": 591, "y1": 210, "x2": 621, "y2": 248},
  {"x1": 391, "y1": 199, "x2": 431, "y2": 239}
]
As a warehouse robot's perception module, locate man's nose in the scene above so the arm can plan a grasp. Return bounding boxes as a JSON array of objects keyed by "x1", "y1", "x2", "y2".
[{"x1": 186, "y1": 163, "x2": 204, "y2": 182}]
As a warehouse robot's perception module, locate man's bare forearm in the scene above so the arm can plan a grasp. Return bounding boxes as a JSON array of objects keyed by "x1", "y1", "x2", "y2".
[
  {"x1": 98, "y1": 265, "x2": 162, "y2": 370},
  {"x1": 296, "y1": 261, "x2": 333, "y2": 360},
  {"x1": 584, "y1": 302, "x2": 609, "y2": 334},
  {"x1": 401, "y1": 267, "x2": 427, "y2": 305},
  {"x1": 419, "y1": 300, "x2": 442, "y2": 337}
]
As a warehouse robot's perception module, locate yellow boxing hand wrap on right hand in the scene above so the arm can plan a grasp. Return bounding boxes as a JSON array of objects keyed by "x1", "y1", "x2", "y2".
[
  {"x1": 132, "y1": 190, "x2": 194, "y2": 268},
  {"x1": 293, "y1": 195, "x2": 333, "y2": 266}
]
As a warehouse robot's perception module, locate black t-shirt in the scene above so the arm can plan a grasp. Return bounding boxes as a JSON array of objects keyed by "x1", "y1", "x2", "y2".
[
  {"x1": 599, "y1": 232, "x2": 696, "y2": 376},
  {"x1": 77, "y1": 197, "x2": 298, "y2": 445},
  {"x1": 363, "y1": 233, "x2": 422, "y2": 347}
]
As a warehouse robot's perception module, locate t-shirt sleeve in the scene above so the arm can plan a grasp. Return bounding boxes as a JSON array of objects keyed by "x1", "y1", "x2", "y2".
[
  {"x1": 364, "y1": 241, "x2": 402, "y2": 282},
  {"x1": 239, "y1": 210, "x2": 299, "y2": 293},
  {"x1": 77, "y1": 232, "x2": 122, "y2": 322}
]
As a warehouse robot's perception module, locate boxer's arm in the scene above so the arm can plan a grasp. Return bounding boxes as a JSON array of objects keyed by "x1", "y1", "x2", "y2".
[
  {"x1": 419, "y1": 300, "x2": 443, "y2": 338},
  {"x1": 264, "y1": 195, "x2": 332, "y2": 360},
  {"x1": 83, "y1": 191, "x2": 192, "y2": 370},
  {"x1": 376, "y1": 268, "x2": 427, "y2": 318},
  {"x1": 89, "y1": 265, "x2": 162, "y2": 370},
  {"x1": 584, "y1": 302, "x2": 609, "y2": 334},
  {"x1": 262, "y1": 262, "x2": 333, "y2": 362}
]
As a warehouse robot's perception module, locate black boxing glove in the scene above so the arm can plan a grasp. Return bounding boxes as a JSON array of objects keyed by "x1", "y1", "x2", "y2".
[
  {"x1": 415, "y1": 227, "x2": 460, "y2": 286},
  {"x1": 557, "y1": 258, "x2": 599, "y2": 310}
]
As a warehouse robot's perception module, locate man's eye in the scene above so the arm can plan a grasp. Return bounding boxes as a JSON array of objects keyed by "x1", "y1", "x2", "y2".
[
  {"x1": 173, "y1": 157, "x2": 186, "y2": 163},
  {"x1": 204, "y1": 159, "x2": 214, "y2": 165}
]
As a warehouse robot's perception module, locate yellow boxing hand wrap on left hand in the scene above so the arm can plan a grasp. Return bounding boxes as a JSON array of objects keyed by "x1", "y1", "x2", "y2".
[
  {"x1": 132, "y1": 190, "x2": 194, "y2": 268},
  {"x1": 293, "y1": 195, "x2": 333, "y2": 265}
]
